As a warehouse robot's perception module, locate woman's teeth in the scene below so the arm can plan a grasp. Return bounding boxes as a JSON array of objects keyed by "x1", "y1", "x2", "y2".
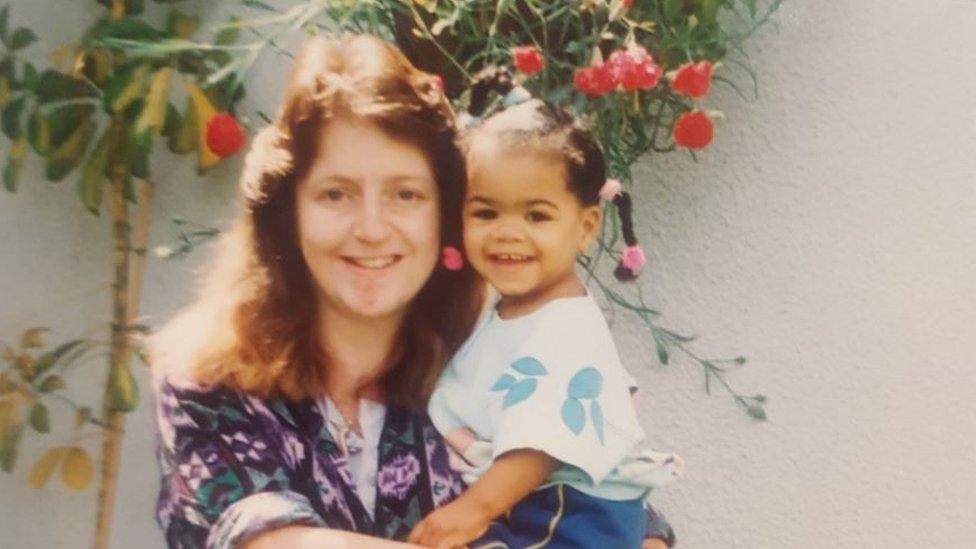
[{"x1": 347, "y1": 256, "x2": 398, "y2": 269}]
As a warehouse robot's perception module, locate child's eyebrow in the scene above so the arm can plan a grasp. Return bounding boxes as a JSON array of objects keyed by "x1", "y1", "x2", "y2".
[
  {"x1": 526, "y1": 199, "x2": 559, "y2": 209},
  {"x1": 467, "y1": 196, "x2": 495, "y2": 204}
]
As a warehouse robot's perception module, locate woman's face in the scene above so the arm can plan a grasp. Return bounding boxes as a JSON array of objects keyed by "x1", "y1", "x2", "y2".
[{"x1": 295, "y1": 116, "x2": 440, "y2": 322}]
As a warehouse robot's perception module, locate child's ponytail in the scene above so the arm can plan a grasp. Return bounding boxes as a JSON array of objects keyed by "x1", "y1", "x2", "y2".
[{"x1": 600, "y1": 179, "x2": 646, "y2": 281}]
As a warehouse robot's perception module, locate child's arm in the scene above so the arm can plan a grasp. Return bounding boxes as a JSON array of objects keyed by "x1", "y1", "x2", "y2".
[{"x1": 408, "y1": 449, "x2": 557, "y2": 548}]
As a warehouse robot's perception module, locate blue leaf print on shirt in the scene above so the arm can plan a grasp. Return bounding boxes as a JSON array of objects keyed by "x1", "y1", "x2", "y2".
[
  {"x1": 561, "y1": 399, "x2": 585, "y2": 435},
  {"x1": 491, "y1": 374, "x2": 517, "y2": 392},
  {"x1": 590, "y1": 400, "x2": 605, "y2": 444},
  {"x1": 561, "y1": 366, "x2": 606, "y2": 444},
  {"x1": 567, "y1": 367, "x2": 603, "y2": 399},
  {"x1": 511, "y1": 356, "x2": 547, "y2": 376},
  {"x1": 503, "y1": 378, "x2": 537, "y2": 409}
]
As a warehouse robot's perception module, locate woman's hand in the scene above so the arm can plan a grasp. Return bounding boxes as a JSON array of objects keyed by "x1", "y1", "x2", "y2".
[{"x1": 407, "y1": 498, "x2": 491, "y2": 548}]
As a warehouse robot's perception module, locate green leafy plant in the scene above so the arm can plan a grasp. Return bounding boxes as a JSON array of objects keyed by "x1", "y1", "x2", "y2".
[
  {"x1": 124, "y1": 0, "x2": 780, "y2": 419},
  {"x1": 0, "y1": 2, "x2": 249, "y2": 547}
]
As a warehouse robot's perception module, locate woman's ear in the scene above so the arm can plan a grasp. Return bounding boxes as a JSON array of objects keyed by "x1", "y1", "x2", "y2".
[{"x1": 578, "y1": 204, "x2": 602, "y2": 253}]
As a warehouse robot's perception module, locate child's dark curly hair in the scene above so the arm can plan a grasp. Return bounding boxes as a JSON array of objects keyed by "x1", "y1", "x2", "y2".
[{"x1": 462, "y1": 68, "x2": 645, "y2": 281}]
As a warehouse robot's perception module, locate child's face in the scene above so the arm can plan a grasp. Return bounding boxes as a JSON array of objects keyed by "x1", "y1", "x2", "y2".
[{"x1": 463, "y1": 152, "x2": 600, "y2": 302}]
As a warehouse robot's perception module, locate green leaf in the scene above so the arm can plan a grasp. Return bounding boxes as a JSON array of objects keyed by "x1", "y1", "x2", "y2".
[
  {"x1": 655, "y1": 337, "x2": 669, "y2": 365},
  {"x1": 88, "y1": 17, "x2": 160, "y2": 42},
  {"x1": 746, "y1": 405, "x2": 767, "y2": 421},
  {"x1": 0, "y1": 422, "x2": 24, "y2": 472},
  {"x1": 32, "y1": 339, "x2": 87, "y2": 379},
  {"x1": 29, "y1": 402, "x2": 49, "y2": 433},
  {"x1": 215, "y1": 18, "x2": 240, "y2": 46},
  {"x1": 168, "y1": 100, "x2": 196, "y2": 154},
  {"x1": 34, "y1": 70, "x2": 99, "y2": 104},
  {"x1": 9, "y1": 28, "x2": 37, "y2": 50},
  {"x1": 103, "y1": 63, "x2": 150, "y2": 114},
  {"x1": 1, "y1": 94, "x2": 25, "y2": 139},
  {"x1": 161, "y1": 102, "x2": 180, "y2": 139},
  {"x1": 166, "y1": 10, "x2": 200, "y2": 39},
  {"x1": 46, "y1": 119, "x2": 95, "y2": 182},
  {"x1": 753, "y1": 394, "x2": 767, "y2": 403},
  {"x1": 110, "y1": 363, "x2": 139, "y2": 413},
  {"x1": 38, "y1": 375, "x2": 65, "y2": 393},
  {"x1": 0, "y1": 6, "x2": 9, "y2": 45},
  {"x1": 128, "y1": 127, "x2": 151, "y2": 179},
  {"x1": 21, "y1": 62, "x2": 37, "y2": 91},
  {"x1": 78, "y1": 126, "x2": 112, "y2": 214}
]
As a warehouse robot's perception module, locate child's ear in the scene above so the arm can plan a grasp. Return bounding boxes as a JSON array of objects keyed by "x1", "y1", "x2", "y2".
[{"x1": 578, "y1": 204, "x2": 602, "y2": 253}]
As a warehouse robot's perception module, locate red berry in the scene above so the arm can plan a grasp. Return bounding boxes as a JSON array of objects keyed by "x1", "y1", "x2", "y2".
[
  {"x1": 671, "y1": 61, "x2": 713, "y2": 99},
  {"x1": 205, "y1": 113, "x2": 246, "y2": 158},
  {"x1": 608, "y1": 45, "x2": 662, "y2": 91},
  {"x1": 573, "y1": 64, "x2": 615, "y2": 97},
  {"x1": 673, "y1": 110, "x2": 713, "y2": 150},
  {"x1": 512, "y1": 46, "x2": 544, "y2": 76}
]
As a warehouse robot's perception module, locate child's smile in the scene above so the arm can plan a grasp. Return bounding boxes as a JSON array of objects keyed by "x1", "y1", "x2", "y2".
[{"x1": 463, "y1": 152, "x2": 600, "y2": 317}]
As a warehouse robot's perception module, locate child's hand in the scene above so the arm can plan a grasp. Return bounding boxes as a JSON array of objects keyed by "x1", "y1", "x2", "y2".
[{"x1": 407, "y1": 498, "x2": 491, "y2": 548}]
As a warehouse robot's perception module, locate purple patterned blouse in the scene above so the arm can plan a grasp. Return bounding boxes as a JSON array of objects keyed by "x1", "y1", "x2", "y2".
[{"x1": 153, "y1": 375, "x2": 674, "y2": 548}]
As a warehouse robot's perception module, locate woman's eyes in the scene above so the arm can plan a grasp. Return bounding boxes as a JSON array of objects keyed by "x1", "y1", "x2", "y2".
[
  {"x1": 319, "y1": 188, "x2": 347, "y2": 202},
  {"x1": 395, "y1": 188, "x2": 425, "y2": 202}
]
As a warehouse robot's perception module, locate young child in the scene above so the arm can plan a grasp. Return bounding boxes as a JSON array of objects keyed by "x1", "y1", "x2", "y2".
[{"x1": 409, "y1": 95, "x2": 682, "y2": 548}]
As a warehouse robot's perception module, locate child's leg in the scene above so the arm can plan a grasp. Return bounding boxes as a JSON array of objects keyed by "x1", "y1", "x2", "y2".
[{"x1": 470, "y1": 485, "x2": 646, "y2": 549}]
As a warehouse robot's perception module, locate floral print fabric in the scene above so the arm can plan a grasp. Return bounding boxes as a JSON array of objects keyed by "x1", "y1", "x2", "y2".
[{"x1": 153, "y1": 376, "x2": 463, "y2": 548}]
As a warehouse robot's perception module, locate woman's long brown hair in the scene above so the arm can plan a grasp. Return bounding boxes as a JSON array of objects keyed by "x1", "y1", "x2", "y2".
[{"x1": 150, "y1": 35, "x2": 483, "y2": 412}]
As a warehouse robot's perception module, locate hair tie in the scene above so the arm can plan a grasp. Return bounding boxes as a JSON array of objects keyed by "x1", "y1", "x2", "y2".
[
  {"x1": 442, "y1": 246, "x2": 464, "y2": 271},
  {"x1": 599, "y1": 178, "x2": 623, "y2": 202}
]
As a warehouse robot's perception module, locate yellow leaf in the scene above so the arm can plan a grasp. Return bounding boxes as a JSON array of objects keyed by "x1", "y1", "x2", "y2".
[
  {"x1": 0, "y1": 398, "x2": 20, "y2": 433},
  {"x1": 62, "y1": 446, "x2": 93, "y2": 491},
  {"x1": 28, "y1": 447, "x2": 65, "y2": 488},
  {"x1": 183, "y1": 80, "x2": 220, "y2": 171},
  {"x1": 111, "y1": 64, "x2": 150, "y2": 114},
  {"x1": 52, "y1": 43, "x2": 80, "y2": 73},
  {"x1": 135, "y1": 67, "x2": 172, "y2": 136},
  {"x1": 51, "y1": 119, "x2": 93, "y2": 161},
  {"x1": 0, "y1": 77, "x2": 9, "y2": 108},
  {"x1": 20, "y1": 327, "x2": 48, "y2": 349}
]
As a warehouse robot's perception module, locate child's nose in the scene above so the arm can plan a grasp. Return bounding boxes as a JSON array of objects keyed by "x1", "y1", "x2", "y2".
[{"x1": 490, "y1": 221, "x2": 525, "y2": 242}]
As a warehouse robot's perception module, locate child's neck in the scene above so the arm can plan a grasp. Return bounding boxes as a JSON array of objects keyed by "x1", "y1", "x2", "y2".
[{"x1": 496, "y1": 274, "x2": 586, "y2": 320}]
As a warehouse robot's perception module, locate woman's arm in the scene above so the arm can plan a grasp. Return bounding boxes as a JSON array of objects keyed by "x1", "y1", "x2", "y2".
[
  {"x1": 407, "y1": 449, "x2": 556, "y2": 547},
  {"x1": 243, "y1": 525, "x2": 421, "y2": 549}
]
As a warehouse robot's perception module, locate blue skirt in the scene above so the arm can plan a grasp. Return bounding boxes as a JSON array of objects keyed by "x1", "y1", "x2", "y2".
[{"x1": 470, "y1": 484, "x2": 645, "y2": 549}]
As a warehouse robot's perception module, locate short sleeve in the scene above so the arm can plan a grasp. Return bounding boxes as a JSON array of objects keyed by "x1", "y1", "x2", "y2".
[
  {"x1": 153, "y1": 376, "x2": 324, "y2": 549},
  {"x1": 488, "y1": 320, "x2": 646, "y2": 484}
]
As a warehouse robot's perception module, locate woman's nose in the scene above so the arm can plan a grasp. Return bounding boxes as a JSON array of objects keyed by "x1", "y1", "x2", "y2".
[{"x1": 352, "y1": 195, "x2": 392, "y2": 243}]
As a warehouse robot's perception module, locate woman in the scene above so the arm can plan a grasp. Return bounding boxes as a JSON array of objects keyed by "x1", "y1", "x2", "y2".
[{"x1": 150, "y1": 35, "x2": 674, "y2": 549}]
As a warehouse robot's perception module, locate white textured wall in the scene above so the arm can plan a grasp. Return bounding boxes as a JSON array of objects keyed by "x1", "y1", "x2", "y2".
[{"x1": 2, "y1": 1, "x2": 975, "y2": 548}]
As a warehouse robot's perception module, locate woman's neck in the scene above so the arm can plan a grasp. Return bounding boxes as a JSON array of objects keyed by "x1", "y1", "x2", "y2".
[{"x1": 316, "y1": 308, "x2": 402, "y2": 412}]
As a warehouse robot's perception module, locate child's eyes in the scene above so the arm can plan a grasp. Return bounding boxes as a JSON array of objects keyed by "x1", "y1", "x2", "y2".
[
  {"x1": 470, "y1": 208, "x2": 498, "y2": 220},
  {"x1": 526, "y1": 211, "x2": 552, "y2": 222}
]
